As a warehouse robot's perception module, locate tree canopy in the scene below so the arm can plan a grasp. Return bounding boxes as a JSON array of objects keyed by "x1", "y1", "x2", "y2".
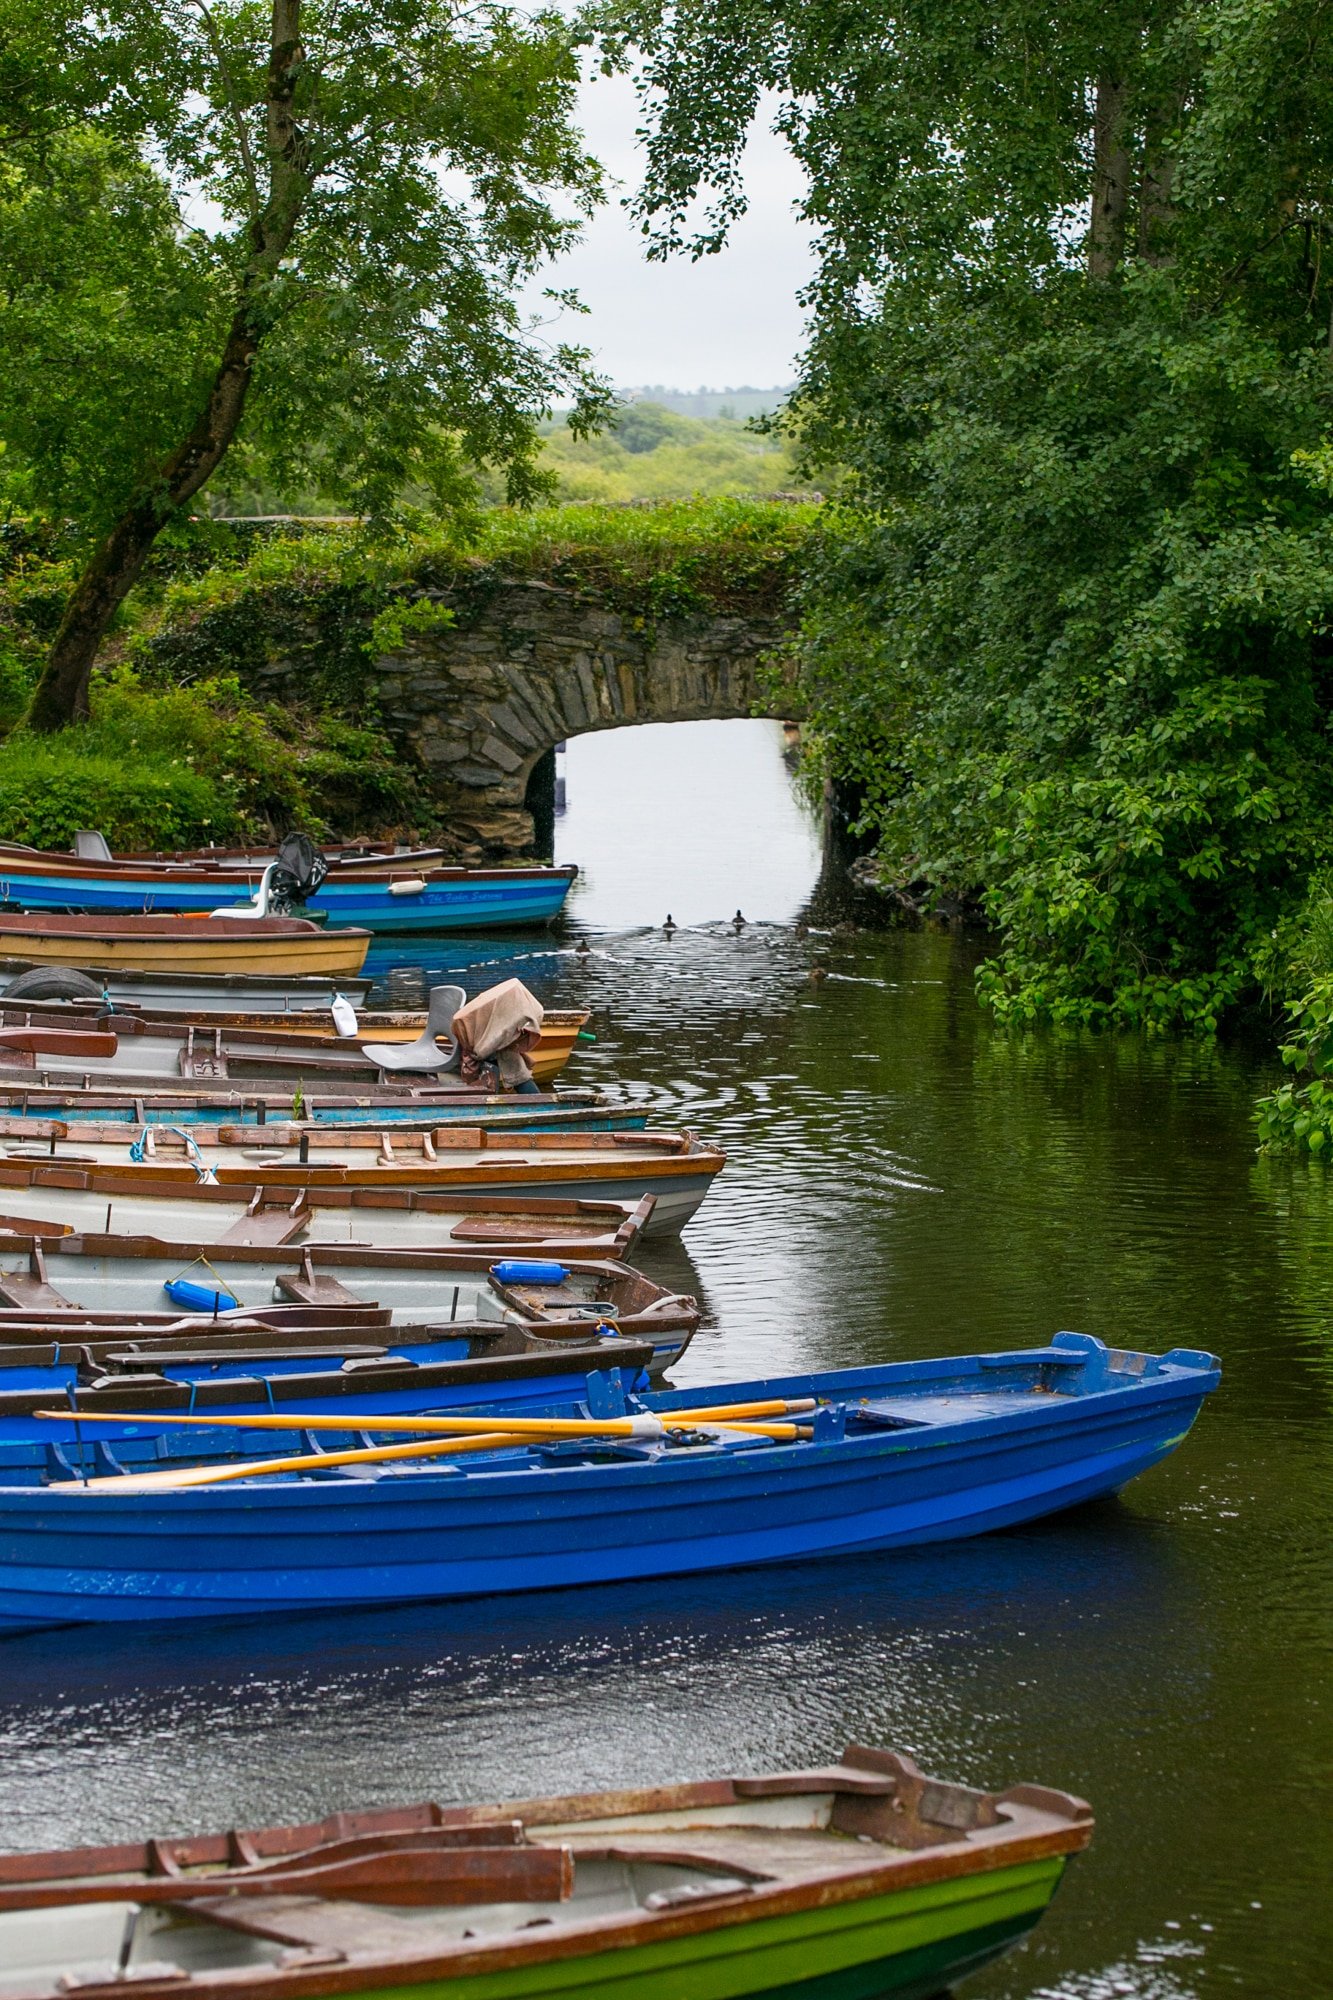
[
  {"x1": 0, "y1": 0, "x2": 611, "y2": 726},
  {"x1": 612, "y1": 0, "x2": 1333, "y2": 1037}
]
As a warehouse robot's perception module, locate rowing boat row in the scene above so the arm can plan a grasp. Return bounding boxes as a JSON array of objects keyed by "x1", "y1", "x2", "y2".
[{"x1": 0, "y1": 848, "x2": 1221, "y2": 1998}]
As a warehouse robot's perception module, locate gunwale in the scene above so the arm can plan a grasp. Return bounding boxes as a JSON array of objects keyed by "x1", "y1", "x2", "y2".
[
  {"x1": 0, "y1": 961, "x2": 379, "y2": 1012},
  {"x1": 0, "y1": 1332, "x2": 660, "y2": 1429},
  {"x1": 0, "y1": 1124, "x2": 727, "y2": 1223},
  {"x1": 0, "y1": 1089, "x2": 612, "y2": 1121},
  {"x1": 0, "y1": 915, "x2": 331, "y2": 939}
]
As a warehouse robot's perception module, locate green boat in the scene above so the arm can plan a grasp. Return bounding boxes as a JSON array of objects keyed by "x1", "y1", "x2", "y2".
[{"x1": 0, "y1": 1745, "x2": 1092, "y2": 2000}]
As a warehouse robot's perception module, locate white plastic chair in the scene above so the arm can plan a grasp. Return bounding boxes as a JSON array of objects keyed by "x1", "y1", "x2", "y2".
[
  {"x1": 209, "y1": 862, "x2": 277, "y2": 919},
  {"x1": 362, "y1": 983, "x2": 465, "y2": 1072}
]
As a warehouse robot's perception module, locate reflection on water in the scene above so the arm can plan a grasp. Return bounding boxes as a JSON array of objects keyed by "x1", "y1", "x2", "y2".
[
  {"x1": 0, "y1": 724, "x2": 1326, "y2": 1998},
  {"x1": 556, "y1": 717, "x2": 823, "y2": 930}
]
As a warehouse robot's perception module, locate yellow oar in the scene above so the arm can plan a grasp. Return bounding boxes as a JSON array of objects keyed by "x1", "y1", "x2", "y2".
[
  {"x1": 33, "y1": 1399, "x2": 816, "y2": 1441},
  {"x1": 79, "y1": 1428, "x2": 536, "y2": 1494},
  {"x1": 65, "y1": 1416, "x2": 812, "y2": 1496}
]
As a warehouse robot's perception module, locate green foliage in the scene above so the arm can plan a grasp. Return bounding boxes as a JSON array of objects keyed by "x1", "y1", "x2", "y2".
[
  {"x1": 0, "y1": 0, "x2": 611, "y2": 538},
  {"x1": 617, "y1": 0, "x2": 1333, "y2": 1039},
  {"x1": 0, "y1": 521, "x2": 81, "y2": 725},
  {"x1": 1253, "y1": 877, "x2": 1333, "y2": 1149},
  {"x1": 454, "y1": 496, "x2": 814, "y2": 616},
  {"x1": 0, "y1": 127, "x2": 222, "y2": 535},
  {"x1": 1255, "y1": 978, "x2": 1333, "y2": 1152},
  {"x1": 1, "y1": 0, "x2": 618, "y2": 724},
  {"x1": 0, "y1": 665, "x2": 413, "y2": 849}
]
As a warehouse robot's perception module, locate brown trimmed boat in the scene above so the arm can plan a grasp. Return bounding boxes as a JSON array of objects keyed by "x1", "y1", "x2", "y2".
[
  {"x1": 0, "y1": 1236, "x2": 697, "y2": 1359},
  {"x1": 0, "y1": 842, "x2": 576, "y2": 932},
  {"x1": 0, "y1": 1747, "x2": 1092, "y2": 2000},
  {"x1": 0, "y1": 1122, "x2": 725, "y2": 1236},
  {"x1": 0, "y1": 1171, "x2": 655, "y2": 1260},
  {"x1": 0, "y1": 962, "x2": 379, "y2": 1012},
  {"x1": 0, "y1": 998, "x2": 590, "y2": 1087}
]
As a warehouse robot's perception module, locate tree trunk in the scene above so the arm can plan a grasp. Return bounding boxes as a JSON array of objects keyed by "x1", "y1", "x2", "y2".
[
  {"x1": 25, "y1": 0, "x2": 308, "y2": 732},
  {"x1": 26, "y1": 312, "x2": 264, "y2": 730},
  {"x1": 1088, "y1": 74, "x2": 1131, "y2": 281}
]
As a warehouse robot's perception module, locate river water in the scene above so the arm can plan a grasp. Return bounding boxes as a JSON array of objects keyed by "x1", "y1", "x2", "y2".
[{"x1": 0, "y1": 721, "x2": 1327, "y2": 1997}]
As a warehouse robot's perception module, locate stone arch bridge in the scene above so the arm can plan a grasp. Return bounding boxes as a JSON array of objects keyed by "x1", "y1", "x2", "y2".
[{"x1": 325, "y1": 579, "x2": 800, "y2": 857}]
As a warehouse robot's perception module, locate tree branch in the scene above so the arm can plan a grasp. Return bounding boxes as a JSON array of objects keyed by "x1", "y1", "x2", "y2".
[{"x1": 184, "y1": 0, "x2": 262, "y2": 225}]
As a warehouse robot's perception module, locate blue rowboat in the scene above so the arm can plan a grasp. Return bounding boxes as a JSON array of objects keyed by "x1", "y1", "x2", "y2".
[
  {"x1": 0, "y1": 1332, "x2": 1220, "y2": 1634},
  {"x1": 0, "y1": 1336, "x2": 654, "y2": 1482},
  {"x1": 0, "y1": 858, "x2": 577, "y2": 932}
]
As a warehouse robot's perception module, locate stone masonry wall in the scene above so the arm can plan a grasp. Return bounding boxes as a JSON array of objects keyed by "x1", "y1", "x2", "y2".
[{"x1": 243, "y1": 577, "x2": 799, "y2": 856}]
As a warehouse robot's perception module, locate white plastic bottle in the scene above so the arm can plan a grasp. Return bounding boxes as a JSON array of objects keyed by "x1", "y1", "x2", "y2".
[{"x1": 330, "y1": 992, "x2": 358, "y2": 1038}]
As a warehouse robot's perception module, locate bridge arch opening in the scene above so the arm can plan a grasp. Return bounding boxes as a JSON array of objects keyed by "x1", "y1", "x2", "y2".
[{"x1": 551, "y1": 718, "x2": 821, "y2": 930}]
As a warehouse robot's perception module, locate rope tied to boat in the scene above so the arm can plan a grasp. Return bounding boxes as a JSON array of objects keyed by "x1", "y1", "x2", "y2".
[{"x1": 129, "y1": 1123, "x2": 217, "y2": 1184}]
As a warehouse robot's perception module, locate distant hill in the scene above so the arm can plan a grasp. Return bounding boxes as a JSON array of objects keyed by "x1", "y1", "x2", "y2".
[
  {"x1": 534, "y1": 401, "x2": 805, "y2": 502},
  {"x1": 619, "y1": 385, "x2": 794, "y2": 420}
]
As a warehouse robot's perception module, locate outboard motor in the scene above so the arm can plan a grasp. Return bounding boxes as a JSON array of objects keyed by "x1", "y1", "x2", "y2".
[{"x1": 267, "y1": 833, "x2": 329, "y2": 913}]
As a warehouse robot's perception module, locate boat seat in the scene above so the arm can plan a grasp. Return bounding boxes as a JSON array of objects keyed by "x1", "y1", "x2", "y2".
[
  {"x1": 450, "y1": 1216, "x2": 570, "y2": 1243},
  {"x1": 74, "y1": 829, "x2": 114, "y2": 862},
  {"x1": 0, "y1": 1028, "x2": 117, "y2": 1058},
  {"x1": 851, "y1": 1393, "x2": 1034, "y2": 1429},
  {"x1": 216, "y1": 1207, "x2": 310, "y2": 1247},
  {"x1": 0, "y1": 1269, "x2": 75, "y2": 1309},
  {"x1": 363, "y1": 985, "x2": 464, "y2": 1074},
  {"x1": 276, "y1": 1271, "x2": 366, "y2": 1306}
]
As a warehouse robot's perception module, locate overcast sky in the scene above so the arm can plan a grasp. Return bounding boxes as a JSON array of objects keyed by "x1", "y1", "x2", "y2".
[{"x1": 529, "y1": 72, "x2": 814, "y2": 391}]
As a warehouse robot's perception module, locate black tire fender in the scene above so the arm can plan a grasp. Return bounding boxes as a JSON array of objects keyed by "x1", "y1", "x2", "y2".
[{"x1": 2, "y1": 966, "x2": 104, "y2": 1002}]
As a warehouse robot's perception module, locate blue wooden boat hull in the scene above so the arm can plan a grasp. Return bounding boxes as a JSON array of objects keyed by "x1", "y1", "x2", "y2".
[
  {"x1": 0, "y1": 867, "x2": 576, "y2": 932},
  {"x1": 0, "y1": 1098, "x2": 646, "y2": 1130},
  {"x1": 0, "y1": 1334, "x2": 1220, "y2": 1634}
]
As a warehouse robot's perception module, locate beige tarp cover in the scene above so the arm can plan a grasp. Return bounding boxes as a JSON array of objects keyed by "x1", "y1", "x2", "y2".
[
  {"x1": 451, "y1": 978, "x2": 544, "y2": 1087},
  {"x1": 452, "y1": 978, "x2": 544, "y2": 1058}
]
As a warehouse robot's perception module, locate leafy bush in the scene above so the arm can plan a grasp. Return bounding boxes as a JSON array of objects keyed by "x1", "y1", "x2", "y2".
[
  {"x1": 1254, "y1": 979, "x2": 1333, "y2": 1153},
  {"x1": 137, "y1": 498, "x2": 816, "y2": 651},
  {"x1": 0, "y1": 667, "x2": 414, "y2": 849},
  {"x1": 0, "y1": 741, "x2": 226, "y2": 850}
]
